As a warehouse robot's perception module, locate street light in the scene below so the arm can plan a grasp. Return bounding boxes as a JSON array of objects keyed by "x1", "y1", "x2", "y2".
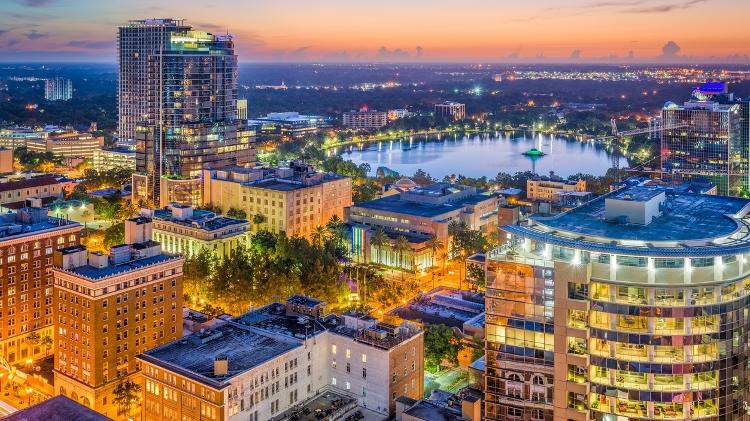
[{"x1": 26, "y1": 387, "x2": 32, "y2": 405}]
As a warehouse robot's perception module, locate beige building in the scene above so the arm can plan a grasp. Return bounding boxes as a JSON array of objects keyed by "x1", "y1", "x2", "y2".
[
  {"x1": 343, "y1": 109, "x2": 388, "y2": 129},
  {"x1": 146, "y1": 204, "x2": 249, "y2": 258},
  {"x1": 527, "y1": 173, "x2": 587, "y2": 201},
  {"x1": 0, "y1": 208, "x2": 81, "y2": 366},
  {"x1": 26, "y1": 131, "x2": 104, "y2": 159},
  {"x1": 137, "y1": 296, "x2": 423, "y2": 421},
  {"x1": 0, "y1": 175, "x2": 64, "y2": 208},
  {"x1": 203, "y1": 161, "x2": 352, "y2": 238},
  {"x1": 52, "y1": 217, "x2": 183, "y2": 419},
  {"x1": 0, "y1": 148, "x2": 12, "y2": 174}
]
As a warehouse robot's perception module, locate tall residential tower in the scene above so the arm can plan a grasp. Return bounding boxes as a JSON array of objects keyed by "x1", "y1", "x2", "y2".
[{"x1": 118, "y1": 19, "x2": 254, "y2": 206}]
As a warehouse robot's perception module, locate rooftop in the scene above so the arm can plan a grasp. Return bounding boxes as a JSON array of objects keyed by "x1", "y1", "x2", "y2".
[
  {"x1": 233, "y1": 303, "x2": 328, "y2": 339},
  {"x1": 152, "y1": 208, "x2": 248, "y2": 231},
  {"x1": 3, "y1": 395, "x2": 112, "y2": 421},
  {"x1": 506, "y1": 185, "x2": 750, "y2": 257},
  {"x1": 353, "y1": 192, "x2": 494, "y2": 218},
  {"x1": 139, "y1": 322, "x2": 300, "y2": 389},
  {"x1": 65, "y1": 253, "x2": 181, "y2": 281},
  {"x1": 403, "y1": 400, "x2": 465, "y2": 421},
  {"x1": 0, "y1": 175, "x2": 60, "y2": 193}
]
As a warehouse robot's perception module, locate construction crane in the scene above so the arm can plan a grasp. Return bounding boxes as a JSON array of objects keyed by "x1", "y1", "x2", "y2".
[{"x1": 599, "y1": 118, "x2": 688, "y2": 183}]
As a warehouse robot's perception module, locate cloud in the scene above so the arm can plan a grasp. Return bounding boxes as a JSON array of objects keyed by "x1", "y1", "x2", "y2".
[
  {"x1": 569, "y1": 49, "x2": 582, "y2": 60},
  {"x1": 25, "y1": 30, "x2": 49, "y2": 40},
  {"x1": 193, "y1": 22, "x2": 226, "y2": 32},
  {"x1": 66, "y1": 40, "x2": 113, "y2": 49},
  {"x1": 415, "y1": 46, "x2": 423, "y2": 58},
  {"x1": 627, "y1": 50, "x2": 635, "y2": 59},
  {"x1": 18, "y1": 0, "x2": 54, "y2": 6},
  {"x1": 287, "y1": 46, "x2": 311, "y2": 59},
  {"x1": 0, "y1": 29, "x2": 11, "y2": 38},
  {"x1": 660, "y1": 40, "x2": 681, "y2": 58},
  {"x1": 375, "y1": 46, "x2": 410, "y2": 61},
  {"x1": 625, "y1": 0, "x2": 709, "y2": 13}
]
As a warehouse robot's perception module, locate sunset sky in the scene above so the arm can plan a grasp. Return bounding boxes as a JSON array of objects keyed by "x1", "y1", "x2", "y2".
[{"x1": 2, "y1": 0, "x2": 750, "y2": 62}]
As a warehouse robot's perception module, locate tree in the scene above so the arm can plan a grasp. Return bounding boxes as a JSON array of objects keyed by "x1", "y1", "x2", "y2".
[
  {"x1": 326, "y1": 214, "x2": 347, "y2": 249},
  {"x1": 426, "y1": 234, "x2": 444, "y2": 270},
  {"x1": 311, "y1": 225, "x2": 328, "y2": 248},
  {"x1": 393, "y1": 235, "x2": 410, "y2": 272},
  {"x1": 23, "y1": 331, "x2": 41, "y2": 353},
  {"x1": 424, "y1": 324, "x2": 464, "y2": 372},
  {"x1": 370, "y1": 229, "x2": 388, "y2": 265},
  {"x1": 467, "y1": 263, "x2": 486, "y2": 291},
  {"x1": 226, "y1": 207, "x2": 247, "y2": 220},
  {"x1": 113, "y1": 379, "x2": 141, "y2": 418},
  {"x1": 252, "y1": 213, "x2": 267, "y2": 229},
  {"x1": 40, "y1": 334, "x2": 53, "y2": 357}
]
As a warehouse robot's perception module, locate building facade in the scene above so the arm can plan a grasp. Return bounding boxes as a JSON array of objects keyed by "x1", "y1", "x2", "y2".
[
  {"x1": 26, "y1": 131, "x2": 104, "y2": 159},
  {"x1": 342, "y1": 109, "x2": 388, "y2": 129},
  {"x1": 661, "y1": 88, "x2": 746, "y2": 196},
  {"x1": 434, "y1": 102, "x2": 466, "y2": 120},
  {"x1": 483, "y1": 182, "x2": 750, "y2": 421},
  {"x1": 146, "y1": 204, "x2": 249, "y2": 258},
  {"x1": 45, "y1": 78, "x2": 72, "y2": 101},
  {"x1": 0, "y1": 176, "x2": 64, "y2": 207},
  {"x1": 0, "y1": 208, "x2": 81, "y2": 366},
  {"x1": 346, "y1": 183, "x2": 500, "y2": 272},
  {"x1": 137, "y1": 296, "x2": 423, "y2": 421},
  {"x1": 92, "y1": 148, "x2": 136, "y2": 171},
  {"x1": 202, "y1": 161, "x2": 352, "y2": 238},
  {"x1": 52, "y1": 217, "x2": 183, "y2": 418},
  {"x1": 527, "y1": 174, "x2": 587, "y2": 201}
]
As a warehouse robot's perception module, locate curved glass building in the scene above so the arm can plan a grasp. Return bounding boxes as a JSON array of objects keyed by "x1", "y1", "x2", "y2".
[{"x1": 485, "y1": 184, "x2": 750, "y2": 421}]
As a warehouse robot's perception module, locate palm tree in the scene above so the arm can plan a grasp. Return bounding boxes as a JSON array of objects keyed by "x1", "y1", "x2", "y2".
[
  {"x1": 252, "y1": 213, "x2": 267, "y2": 231},
  {"x1": 370, "y1": 229, "x2": 388, "y2": 265},
  {"x1": 40, "y1": 334, "x2": 53, "y2": 357},
  {"x1": 326, "y1": 215, "x2": 347, "y2": 248},
  {"x1": 113, "y1": 379, "x2": 141, "y2": 418},
  {"x1": 426, "y1": 234, "x2": 444, "y2": 270},
  {"x1": 393, "y1": 235, "x2": 410, "y2": 273},
  {"x1": 311, "y1": 225, "x2": 328, "y2": 248}
]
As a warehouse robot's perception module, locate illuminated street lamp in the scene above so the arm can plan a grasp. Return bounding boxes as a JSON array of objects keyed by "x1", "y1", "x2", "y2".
[{"x1": 26, "y1": 387, "x2": 32, "y2": 405}]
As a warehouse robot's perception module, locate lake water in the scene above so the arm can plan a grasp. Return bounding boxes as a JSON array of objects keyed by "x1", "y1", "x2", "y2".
[{"x1": 336, "y1": 131, "x2": 618, "y2": 179}]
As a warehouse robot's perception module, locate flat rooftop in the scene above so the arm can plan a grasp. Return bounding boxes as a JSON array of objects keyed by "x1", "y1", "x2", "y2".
[
  {"x1": 152, "y1": 208, "x2": 248, "y2": 231},
  {"x1": 233, "y1": 303, "x2": 328, "y2": 339},
  {"x1": 139, "y1": 322, "x2": 300, "y2": 389},
  {"x1": 66, "y1": 253, "x2": 181, "y2": 281},
  {"x1": 505, "y1": 185, "x2": 750, "y2": 257},
  {"x1": 353, "y1": 195, "x2": 466, "y2": 218},
  {"x1": 403, "y1": 400, "x2": 464, "y2": 421}
]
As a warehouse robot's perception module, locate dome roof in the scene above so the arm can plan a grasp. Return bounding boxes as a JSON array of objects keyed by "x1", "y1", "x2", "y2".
[{"x1": 395, "y1": 177, "x2": 418, "y2": 188}]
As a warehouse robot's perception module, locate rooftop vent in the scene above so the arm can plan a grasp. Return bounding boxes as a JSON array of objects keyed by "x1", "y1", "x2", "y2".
[{"x1": 214, "y1": 355, "x2": 228, "y2": 377}]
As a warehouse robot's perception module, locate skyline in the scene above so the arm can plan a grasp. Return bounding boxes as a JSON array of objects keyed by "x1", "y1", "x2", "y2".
[{"x1": 0, "y1": 0, "x2": 749, "y2": 63}]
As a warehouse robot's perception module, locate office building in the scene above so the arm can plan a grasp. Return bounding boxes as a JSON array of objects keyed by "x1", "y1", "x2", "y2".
[
  {"x1": 137, "y1": 296, "x2": 423, "y2": 420},
  {"x1": 346, "y1": 183, "x2": 500, "y2": 272},
  {"x1": 250, "y1": 112, "x2": 326, "y2": 140},
  {"x1": 387, "y1": 109, "x2": 411, "y2": 121},
  {"x1": 146, "y1": 204, "x2": 249, "y2": 258},
  {"x1": 26, "y1": 130, "x2": 104, "y2": 159},
  {"x1": 0, "y1": 147, "x2": 12, "y2": 174},
  {"x1": 0, "y1": 207, "x2": 81, "y2": 366},
  {"x1": 0, "y1": 127, "x2": 42, "y2": 149},
  {"x1": 92, "y1": 148, "x2": 135, "y2": 171},
  {"x1": 45, "y1": 78, "x2": 72, "y2": 101},
  {"x1": 202, "y1": 161, "x2": 352, "y2": 238},
  {"x1": 482, "y1": 182, "x2": 750, "y2": 420},
  {"x1": 52, "y1": 217, "x2": 183, "y2": 418},
  {"x1": 3, "y1": 395, "x2": 112, "y2": 421},
  {"x1": 527, "y1": 173, "x2": 587, "y2": 201},
  {"x1": 342, "y1": 109, "x2": 388, "y2": 129},
  {"x1": 434, "y1": 102, "x2": 466, "y2": 120},
  {"x1": 119, "y1": 19, "x2": 253, "y2": 206},
  {"x1": 661, "y1": 85, "x2": 746, "y2": 196}
]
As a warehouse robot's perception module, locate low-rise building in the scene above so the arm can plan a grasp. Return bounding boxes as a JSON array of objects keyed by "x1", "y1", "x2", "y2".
[
  {"x1": 250, "y1": 112, "x2": 327, "y2": 140},
  {"x1": 92, "y1": 147, "x2": 136, "y2": 171},
  {"x1": 526, "y1": 172, "x2": 587, "y2": 201},
  {"x1": 138, "y1": 296, "x2": 424, "y2": 420},
  {"x1": 3, "y1": 395, "x2": 112, "y2": 421},
  {"x1": 146, "y1": 204, "x2": 249, "y2": 258},
  {"x1": 0, "y1": 175, "x2": 65, "y2": 208},
  {"x1": 346, "y1": 183, "x2": 500, "y2": 272},
  {"x1": 434, "y1": 102, "x2": 466, "y2": 120},
  {"x1": 52, "y1": 217, "x2": 184, "y2": 418},
  {"x1": 343, "y1": 109, "x2": 388, "y2": 129},
  {"x1": 0, "y1": 147, "x2": 13, "y2": 174},
  {"x1": 203, "y1": 161, "x2": 352, "y2": 238}
]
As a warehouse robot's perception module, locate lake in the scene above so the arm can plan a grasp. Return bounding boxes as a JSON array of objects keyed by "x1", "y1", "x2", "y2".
[{"x1": 336, "y1": 131, "x2": 618, "y2": 179}]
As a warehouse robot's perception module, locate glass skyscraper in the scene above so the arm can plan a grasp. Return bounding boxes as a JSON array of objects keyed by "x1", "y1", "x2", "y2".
[
  {"x1": 484, "y1": 183, "x2": 750, "y2": 421},
  {"x1": 118, "y1": 19, "x2": 253, "y2": 206},
  {"x1": 661, "y1": 87, "x2": 747, "y2": 196}
]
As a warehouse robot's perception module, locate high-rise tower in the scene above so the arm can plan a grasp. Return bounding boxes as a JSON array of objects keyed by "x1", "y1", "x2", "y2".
[{"x1": 118, "y1": 19, "x2": 254, "y2": 206}]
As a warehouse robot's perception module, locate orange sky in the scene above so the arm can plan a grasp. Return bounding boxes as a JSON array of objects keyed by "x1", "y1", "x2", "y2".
[{"x1": 1, "y1": 0, "x2": 749, "y2": 62}]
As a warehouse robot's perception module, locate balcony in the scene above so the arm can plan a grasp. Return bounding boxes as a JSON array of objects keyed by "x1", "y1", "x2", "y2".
[
  {"x1": 615, "y1": 399, "x2": 648, "y2": 418},
  {"x1": 653, "y1": 403, "x2": 684, "y2": 419},
  {"x1": 690, "y1": 400, "x2": 718, "y2": 418}
]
